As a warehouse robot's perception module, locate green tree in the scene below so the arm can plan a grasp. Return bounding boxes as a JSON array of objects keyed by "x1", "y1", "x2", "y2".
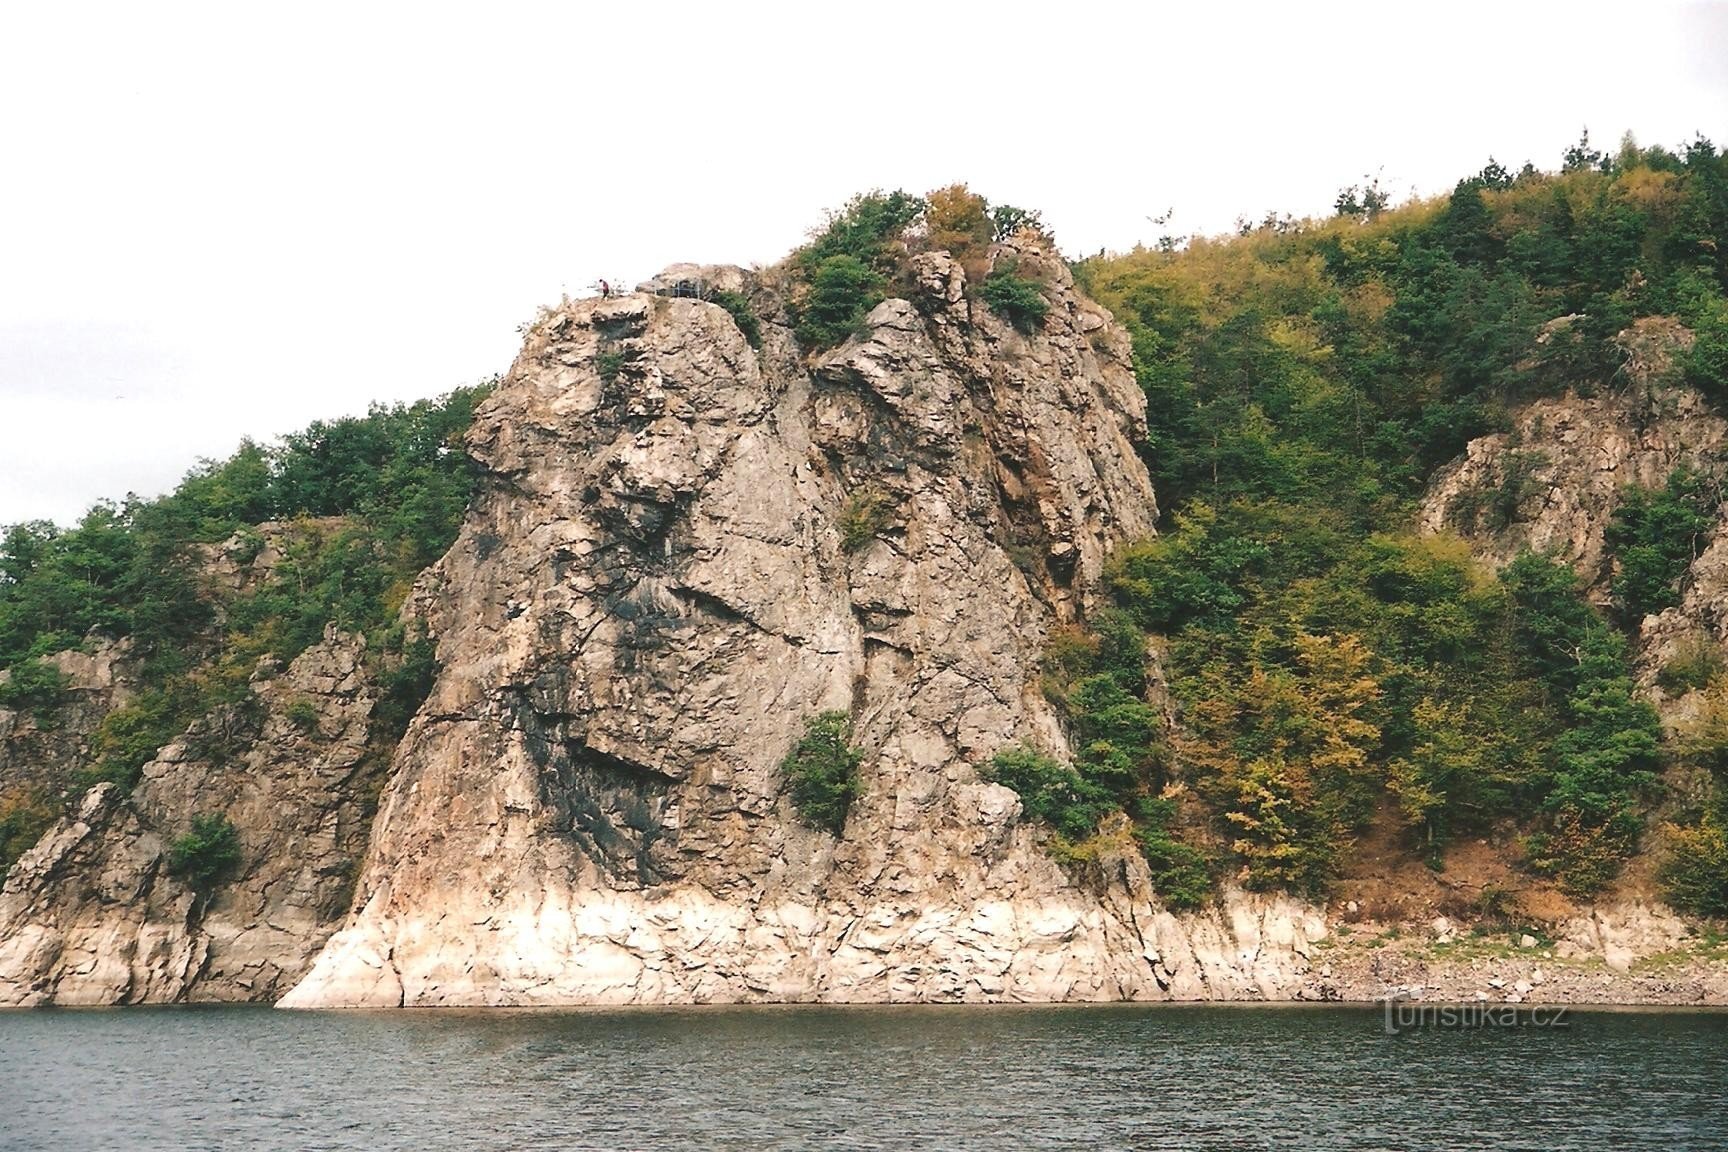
[
  {"x1": 794, "y1": 256, "x2": 885, "y2": 349},
  {"x1": 166, "y1": 813, "x2": 242, "y2": 892},
  {"x1": 981, "y1": 268, "x2": 1050, "y2": 333},
  {"x1": 783, "y1": 711, "x2": 863, "y2": 834},
  {"x1": 1605, "y1": 470, "x2": 1716, "y2": 621}
]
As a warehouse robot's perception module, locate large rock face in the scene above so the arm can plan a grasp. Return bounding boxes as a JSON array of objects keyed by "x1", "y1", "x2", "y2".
[
  {"x1": 282, "y1": 243, "x2": 1334, "y2": 1006},
  {"x1": 7, "y1": 252, "x2": 1719, "y2": 1007}
]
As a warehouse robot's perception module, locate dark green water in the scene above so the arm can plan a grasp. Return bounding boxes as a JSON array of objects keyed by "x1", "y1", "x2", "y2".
[{"x1": 2, "y1": 1003, "x2": 1726, "y2": 1150}]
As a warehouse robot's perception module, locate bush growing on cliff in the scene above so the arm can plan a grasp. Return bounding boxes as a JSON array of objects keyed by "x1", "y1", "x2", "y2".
[
  {"x1": 783, "y1": 711, "x2": 863, "y2": 834},
  {"x1": 83, "y1": 686, "x2": 197, "y2": 791},
  {"x1": 370, "y1": 627, "x2": 439, "y2": 744},
  {"x1": 799, "y1": 190, "x2": 927, "y2": 274},
  {"x1": 707, "y1": 289, "x2": 762, "y2": 349},
  {"x1": 789, "y1": 185, "x2": 1063, "y2": 351},
  {"x1": 167, "y1": 813, "x2": 242, "y2": 892},
  {"x1": 987, "y1": 745, "x2": 1211, "y2": 907},
  {"x1": 0, "y1": 789, "x2": 57, "y2": 874},
  {"x1": 1131, "y1": 797, "x2": 1212, "y2": 910},
  {"x1": 595, "y1": 349, "x2": 629, "y2": 385},
  {"x1": 790, "y1": 190, "x2": 924, "y2": 349},
  {"x1": 794, "y1": 255, "x2": 885, "y2": 350},
  {"x1": 1447, "y1": 450, "x2": 1549, "y2": 535},
  {"x1": 0, "y1": 658, "x2": 68, "y2": 724},
  {"x1": 836, "y1": 487, "x2": 896, "y2": 553},
  {"x1": 987, "y1": 745, "x2": 1117, "y2": 840},
  {"x1": 923, "y1": 184, "x2": 994, "y2": 278},
  {"x1": 1604, "y1": 469, "x2": 1717, "y2": 622},
  {"x1": 284, "y1": 696, "x2": 320, "y2": 734},
  {"x1": 981, "y1": 267, "x2": 1050, "y2": 334}
]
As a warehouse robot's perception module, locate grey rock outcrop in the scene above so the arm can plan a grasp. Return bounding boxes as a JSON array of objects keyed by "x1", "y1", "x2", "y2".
[
  {"x1": 0, "y1": 640, "x2": 134, "y2": 798},
  {"x1": 1420, "y1": 383, "x2": 1726, "y2": 599},
  {"x1": 0, "y1": 629, "x2": 385, "y2": 1004}
]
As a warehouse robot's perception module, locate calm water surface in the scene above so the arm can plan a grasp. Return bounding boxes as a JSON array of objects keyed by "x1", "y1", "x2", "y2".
[{"x1": 2, "y1": 1003, "x2": 1726, "y2": 1150}]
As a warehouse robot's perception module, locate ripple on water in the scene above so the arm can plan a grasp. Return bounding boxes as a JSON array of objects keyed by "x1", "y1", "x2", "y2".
[{"x1": 2, "y1": 1003, "x2": 1726, "y2": 1151}]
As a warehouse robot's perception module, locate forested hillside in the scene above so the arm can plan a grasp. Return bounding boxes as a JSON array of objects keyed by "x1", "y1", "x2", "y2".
[
  {"x1": 1047, "y1": 132, "x2": 1728, "y2": 908},
  {"x1": 0, "y1": 388, "x2": 489, "y2": 866}
]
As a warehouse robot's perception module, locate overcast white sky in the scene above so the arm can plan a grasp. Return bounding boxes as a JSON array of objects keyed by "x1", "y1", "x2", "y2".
[{"x1": 2, "y1": 1, "x2": 1725, "y2": 527}]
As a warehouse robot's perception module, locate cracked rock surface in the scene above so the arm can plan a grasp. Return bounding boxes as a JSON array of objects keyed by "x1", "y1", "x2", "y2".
[{"x1": 0, "y1": 629, "x2": 384, "y2": 1005}]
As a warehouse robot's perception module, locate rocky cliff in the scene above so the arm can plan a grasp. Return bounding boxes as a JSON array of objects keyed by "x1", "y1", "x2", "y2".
[
  {"x1": 8, "y1": 245, "x2": 1726, "y2": 1010},
  {"x1": 280, "y1": 241, "x2": 1343, "y2": 1006},
  {"x1": 0, "y1": 628, "x2": 386, "y2": 1004},
  {"x1": 1420, "y1": 318, "x2": 1728, "y2": 694}
]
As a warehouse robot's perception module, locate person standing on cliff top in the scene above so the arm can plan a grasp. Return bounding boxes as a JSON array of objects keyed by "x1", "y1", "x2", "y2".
[{"x1": 599, "y1": 279, "x2": 611, "y2": 299}]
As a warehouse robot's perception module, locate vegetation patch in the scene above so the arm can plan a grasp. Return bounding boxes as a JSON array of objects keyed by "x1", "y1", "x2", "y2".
[
  {"x1": 1048, "y1": 135, "x2": 1728, "y2": 902},
  {"x1": 0, "y1": 789, "x2": 58, "y2": 874},
  {"x1": 0, "y1": 659, "x2": 69, "y2": 725},
  {"x1": 1661, "y1": 678, "x2": 1728, "y2": 913},
  {"x1": 284, "y1": 696, "x2": 321, "y2": 734},
  {"x1": 987, "y1": 745, "x2": 1116, "y2": 840},
  {"x1": 1658, "y1": 634, "x2": 1724, "y2": 695},
  {"x1": 166, "y1": 813, "x2": 242, "y2": 893},
  {"x1": 786, "y1": 185, "x2": 1051, "y2": 352},
  {"x1": 789, "y1": 191, "x2": 924, "y2": 350},
  {"x1": 783, "y1": 711, "x2": 863, "y2": 834},
  {"x1": 707, "y1": 289, "x2": 762, "y2": 349},
  {"x1": 1658, "y1": 816, "x2": 1728, "y2": 915},
  {"x1": 990, "y1": 608, "x2": 1212, "y2": 908},
  {"x1": 981, "y1": 266, "x2": 1050, "y2": 334},
  {"x1": 595, "y1": 348, "x2": 630, "y2": 385},
  {"x1": 1604, "y1": 468, "x2": 1717, "y2": 622},
  {"x1": 837, "y1": 488, "x2": 897, "y2": 553},
  {"x1": 1, "y1": 387, "x2": 487, "y2": 801}
]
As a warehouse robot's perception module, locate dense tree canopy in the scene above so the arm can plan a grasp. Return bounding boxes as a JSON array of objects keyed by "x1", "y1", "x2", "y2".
[
  {"x1": 1050, "y1": 135, "x2": 1728, "y2": 900},
  {"x1": 0, "y1": 386, "x2": 490, "y2": 807}
]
